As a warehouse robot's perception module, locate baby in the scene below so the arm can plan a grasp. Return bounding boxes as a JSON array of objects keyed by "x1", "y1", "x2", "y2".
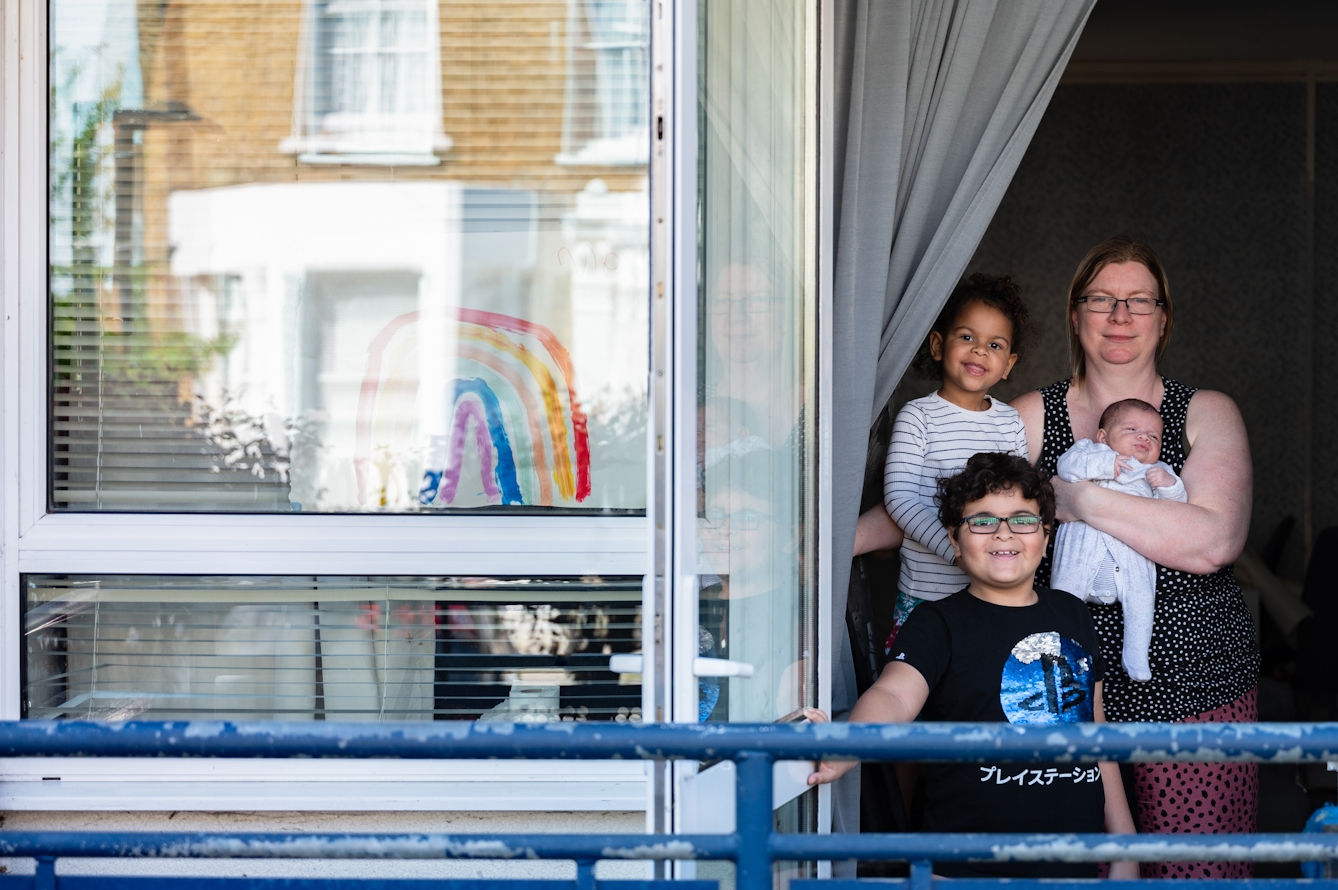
[{"x1": 1051, "y1": 398, "x2": 1186, "y2": 682}]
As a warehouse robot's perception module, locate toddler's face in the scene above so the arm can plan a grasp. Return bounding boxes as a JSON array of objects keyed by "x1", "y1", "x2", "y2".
[{"x1": 1097, "y1": 407, "x2": 1163, "y2": 464}]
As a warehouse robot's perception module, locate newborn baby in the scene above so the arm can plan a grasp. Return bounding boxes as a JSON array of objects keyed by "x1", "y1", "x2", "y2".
[{"x1": 1051, "y1": 398, "x2": 1186, "y2": 682}]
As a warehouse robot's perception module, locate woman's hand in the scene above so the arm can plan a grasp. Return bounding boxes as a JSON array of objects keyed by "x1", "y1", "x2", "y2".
[
  {"x1": 1051, "y1": 475, "x2": 1090, "y2": 524},
  {"x1": 854, "y1": 506, "x2": 903, "y2": 556}
]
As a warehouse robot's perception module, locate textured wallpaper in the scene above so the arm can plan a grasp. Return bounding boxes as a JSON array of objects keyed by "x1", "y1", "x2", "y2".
[{"x1": 894, "y1": 82, "x2": 1318, "y2": 578}]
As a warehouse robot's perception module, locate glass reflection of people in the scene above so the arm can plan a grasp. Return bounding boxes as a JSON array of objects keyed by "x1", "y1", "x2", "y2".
[
  {"x1": 698, "y1": 451, "x2": 803, "y2": 722},
  {"x1": 706, "y1": 262, "x2": 800, "y2": 445},
  {"x1": 698, "y1": 259, "x2": 806, "y2": 723}
]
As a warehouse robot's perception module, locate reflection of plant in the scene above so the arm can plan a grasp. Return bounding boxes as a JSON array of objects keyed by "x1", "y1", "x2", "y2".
[
  {"x1": 587, "y1": 387, "x2": 647, "y2": 452},
  {"x1": 49, "y1": 74, "x2": 293, "y2": 505},
  {"x1": 192, "y1": 392, "x2": 320, "y2": 483}
]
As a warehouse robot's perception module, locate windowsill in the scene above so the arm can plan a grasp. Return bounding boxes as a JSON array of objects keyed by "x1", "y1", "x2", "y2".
[
  {"x1": 555, "y1": 152, "x2": 646, "y2": 167},
  {"x1": 280, "y1": 133, "x2": 454, "y2": 166},
  {"x1": 555, "y1": 135, "x2": 648, "y2": 167},
  {"x1": 296, "y1": 152, "x2": 442, "y2": 166},
  {"x1": 0, "y1": 759, "x2": 648, "y2": 812},
  {"x1": 16, "y1": 512, "x2": 647, "y2": 576}
]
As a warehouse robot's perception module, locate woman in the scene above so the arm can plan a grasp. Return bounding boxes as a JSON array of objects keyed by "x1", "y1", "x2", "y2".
[{"x1": 1011, "y1": 236, "x2": 1259, "y2": 879}]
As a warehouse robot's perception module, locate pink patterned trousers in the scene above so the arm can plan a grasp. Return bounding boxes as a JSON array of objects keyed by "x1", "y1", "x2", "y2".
[{"x1": 1134, "y1": 687, "x2": 1259, "y2": 879}]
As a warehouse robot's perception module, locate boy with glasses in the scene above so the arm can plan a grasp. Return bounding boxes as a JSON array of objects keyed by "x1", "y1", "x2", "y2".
[
  {"x1": 1050, "y1": 398, "x2": 1187, "y2": 682},
  {"x1": 807, "y1": 453, "x2": 1136, "y2": 879}
]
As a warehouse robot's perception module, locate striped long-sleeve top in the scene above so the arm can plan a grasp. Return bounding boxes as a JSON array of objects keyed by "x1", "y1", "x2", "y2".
[{"x1": 882, "y1": 392, "x2": 1029, "y2": 600}]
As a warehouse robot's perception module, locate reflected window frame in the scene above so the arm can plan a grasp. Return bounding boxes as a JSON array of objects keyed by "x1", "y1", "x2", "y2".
[{"x1": 281, "y1": 0, "x2": 453, "y2": 164}]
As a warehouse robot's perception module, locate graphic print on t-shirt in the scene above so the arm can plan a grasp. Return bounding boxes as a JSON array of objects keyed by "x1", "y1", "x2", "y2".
[{"x1": 999, "y1": 631, "x2": 1095, "y2": 725}]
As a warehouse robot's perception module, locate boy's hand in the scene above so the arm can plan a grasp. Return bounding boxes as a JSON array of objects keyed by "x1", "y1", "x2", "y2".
[
  {"x1": 807, "y1": 759, "x2": 856, "y2": 786},
  {"x1": 1146, "y1": 466, "x2": 1174, "y2": 489},
  {"x1": 800, "y1": 708, "x2": 856, "y2": 786},
  {"x1": 1113, "y1": 454, "x2": 1135, "y2": 477}
]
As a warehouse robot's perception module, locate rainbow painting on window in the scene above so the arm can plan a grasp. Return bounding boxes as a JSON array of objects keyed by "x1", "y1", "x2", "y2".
[{"x1": 354, "y1": 308, "x2": 591, "y2": 508}]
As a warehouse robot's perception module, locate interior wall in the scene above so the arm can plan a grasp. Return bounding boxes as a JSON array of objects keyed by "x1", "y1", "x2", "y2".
[
  {"x1": 893, "y1": 80, "x2": 1319, "y2": 580},
  {"x1": 1070, "y1": 0, "x2": 1338, "y2": 62},
  {"x1": 1312, "y1": 85, "x2": 1338, "y2": 563}
]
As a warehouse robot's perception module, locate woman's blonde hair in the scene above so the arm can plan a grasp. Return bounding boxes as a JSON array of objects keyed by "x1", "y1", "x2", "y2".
[{"x1": 1066, "y1": 236, "x2": 1174, "y2": 380}]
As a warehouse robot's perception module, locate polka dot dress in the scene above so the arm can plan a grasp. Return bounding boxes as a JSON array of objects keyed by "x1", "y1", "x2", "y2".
[{"x1": 1034, "y1": 378, "x2": 1261, "y2": 879}]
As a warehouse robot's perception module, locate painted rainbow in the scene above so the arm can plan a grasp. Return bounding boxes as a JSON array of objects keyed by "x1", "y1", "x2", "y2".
[{"x1": 354, "y1": 308, "x2": 592, "y2": 508}]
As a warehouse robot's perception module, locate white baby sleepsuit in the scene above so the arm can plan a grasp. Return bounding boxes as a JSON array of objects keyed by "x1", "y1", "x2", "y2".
[{"x1": 1050, "y1": 438, "x2": 1187, "y2": 682}]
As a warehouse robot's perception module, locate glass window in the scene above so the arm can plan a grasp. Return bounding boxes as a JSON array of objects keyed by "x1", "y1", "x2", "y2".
[
  {"x1": 49, "y1": 0, "x2": 649, "y2": 514},
  {"x1": 694, "y1": 0, "x2": 816, "y2": 727},
  {"x1": 25, "y1": 575, "x2": 642, "y2": 722}
]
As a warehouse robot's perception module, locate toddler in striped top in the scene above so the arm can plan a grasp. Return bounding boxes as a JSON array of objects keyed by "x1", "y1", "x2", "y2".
[{"x1": 882, "y1": 275, "x2": 1030, "y2": 655}]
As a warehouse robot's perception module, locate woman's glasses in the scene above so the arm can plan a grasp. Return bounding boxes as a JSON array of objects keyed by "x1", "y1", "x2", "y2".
[
  {"x1": 959, "y1": 513, "x2": 1043, "y2": 534},
  {"x1": 1074, "y1": 294, "x2": 1165, "y2": 315},
  {"x1": 699, "y1": 508, "x2": 774, "y2": 530}
]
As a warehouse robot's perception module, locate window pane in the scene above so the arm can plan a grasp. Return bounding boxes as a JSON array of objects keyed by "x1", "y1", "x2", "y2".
[
  {"x1": 49, "y1": 0, "x2": 649, "y2": 513},
  {"x1": 25, "y1": 575, "x2": 642, "y2": 722},
  {"x1": 695, "y1": 0, "x2": 816, "y2": 724}
]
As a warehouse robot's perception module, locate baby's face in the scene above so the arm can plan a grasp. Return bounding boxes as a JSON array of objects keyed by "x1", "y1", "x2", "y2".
[{"x1": 1097, "y1": 408, "x2": 1163, "y2": 463}]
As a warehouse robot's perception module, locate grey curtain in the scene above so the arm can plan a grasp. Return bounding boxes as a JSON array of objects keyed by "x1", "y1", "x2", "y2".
[{"x1": 828, "y1": 0, "x2": 1096, "y2": 831}]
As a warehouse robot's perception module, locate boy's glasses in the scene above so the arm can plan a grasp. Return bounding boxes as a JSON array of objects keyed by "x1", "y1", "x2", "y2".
[
  {"x1": 1073, "y1": 295, "x2": 1165, "y2": 315},
  {"x1": 959, "y1": 513, "x2": 1043, "y2": 534}
]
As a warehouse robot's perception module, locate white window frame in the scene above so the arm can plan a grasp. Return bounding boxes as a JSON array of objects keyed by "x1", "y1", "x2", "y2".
[
  {"x1": 0, "y1": 0, "x2": 833, "y2": 827},
  {"x1": 0, "y1": 0, "x2": 663, "y2": 813},
  {"x1": 280, "y1": 0, "x2": 452, "y2": 165}
]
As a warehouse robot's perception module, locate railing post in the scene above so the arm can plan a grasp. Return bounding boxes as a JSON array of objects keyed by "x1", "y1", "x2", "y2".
[
  {"x1": 575, "y1": 858, "x2": 596, "y2": 890},
  {"x1": 909, "y1": 859, "x2": 932, "y2": 890},
  {"x1": 34, "y1": 856, "x2": 55, "y2": 890},
  {"x1": 735, "y1": 751, "x2": 773, "y2": 890}
]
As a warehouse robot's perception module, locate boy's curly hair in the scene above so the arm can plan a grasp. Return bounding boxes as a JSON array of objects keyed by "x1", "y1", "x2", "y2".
[
  {"x1": 936, "y1": 452, "x2": 1055, "y2": 535},
  {"x1": 911, "y1": 274, "x2": 1029, "y2": 377}
]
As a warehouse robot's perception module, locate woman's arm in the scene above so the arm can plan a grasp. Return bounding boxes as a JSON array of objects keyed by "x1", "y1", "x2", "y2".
[
  {"x1": 1095, "y1": 683, "x2": 1138, "y2": 878},
  {"x1": 806, "y1": 662, "x2": 930, "y2": 786},
  {"x1": 1009, "y1": 389, "x2": 1047, "y2": 466},
  {"x1": 854, "y1": 504, "x2": 904, "y2": 556},
  {"x1": 1054, "y1": 390, "x2": 1251, "y2": 575}
]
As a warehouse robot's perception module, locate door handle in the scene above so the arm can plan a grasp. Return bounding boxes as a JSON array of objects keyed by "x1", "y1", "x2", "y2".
[
  {"x1": 611, "y1": 654, "x2": 753, "y2": 677},
  {"x1": 692, "y1": 657, "x2": 754, "y2": 678},
  {"x1": 609, "y1": 654, "x2": 643, "y2": 674}
]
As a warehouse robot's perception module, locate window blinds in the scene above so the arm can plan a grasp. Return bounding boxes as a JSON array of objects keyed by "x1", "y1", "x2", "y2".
[{"x1": 26, "y1": 575, "x2": 643, "y2": 723}]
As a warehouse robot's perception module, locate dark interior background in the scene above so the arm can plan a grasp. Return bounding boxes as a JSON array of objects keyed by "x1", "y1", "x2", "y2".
[
  {"x1": 891, "y1": 0, "x2": 1338, "y2": 584},
  {"x1": 872, "y1": 0, "x2": 1338, "y2": 848}
]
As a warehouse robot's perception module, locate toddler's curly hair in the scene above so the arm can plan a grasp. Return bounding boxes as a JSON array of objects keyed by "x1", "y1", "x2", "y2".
[{"x1": 911, "y1": 274, "x2": 1029, "y2": 377}]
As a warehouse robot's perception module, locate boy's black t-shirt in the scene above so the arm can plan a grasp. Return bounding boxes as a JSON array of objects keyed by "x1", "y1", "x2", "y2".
[{"x1": 891, "y1": 586, "x2": 1107, "y2": 878}]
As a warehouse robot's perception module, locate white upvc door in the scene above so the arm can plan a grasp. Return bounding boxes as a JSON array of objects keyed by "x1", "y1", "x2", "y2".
[{"x1": 646, "y1": 0, "x2": 830, "y2": 863}]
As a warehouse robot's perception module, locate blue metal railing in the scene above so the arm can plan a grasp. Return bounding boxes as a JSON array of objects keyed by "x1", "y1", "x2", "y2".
[{"x1": 1, "y1": 720, "x2": 1338, "y2": 890}]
